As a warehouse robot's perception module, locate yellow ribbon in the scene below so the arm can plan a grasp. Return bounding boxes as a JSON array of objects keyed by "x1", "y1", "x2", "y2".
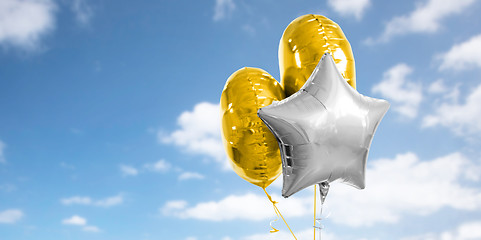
[{"x1": 262, "y1": 188, "x2": 298, "y2": 240}]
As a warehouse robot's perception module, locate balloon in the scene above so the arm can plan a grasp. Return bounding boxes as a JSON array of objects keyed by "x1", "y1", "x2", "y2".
[
  {"x1": 258, "y1": 53, "x2": 389, "y2": 198},
  {"x1": 220, "y1": 67, "x2": 285, "y2": 188},
  {"x1": 279, "y1": 14, "x2": 356, "y2": 97}
]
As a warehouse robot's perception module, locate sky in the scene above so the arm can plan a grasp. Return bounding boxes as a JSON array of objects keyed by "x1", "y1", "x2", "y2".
[{"x1": 1, "y1": 0, "x2": 481, "y2": 239}]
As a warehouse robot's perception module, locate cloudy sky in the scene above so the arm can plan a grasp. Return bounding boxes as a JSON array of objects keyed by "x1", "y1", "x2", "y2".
[{"x1": 1, "y1": 0, "x2": 481, "y2": 239}]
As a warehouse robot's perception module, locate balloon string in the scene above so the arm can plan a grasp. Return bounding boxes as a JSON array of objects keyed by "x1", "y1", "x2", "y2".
[
  {"x1": 262, "y1": 188, "x2": 298, "y2": 240},
  {"x1": 262, "y1": 188, "x2": 279, "y2": 233},
  {"x1": 314, "y1": 184, "x2": 327, "y2": 240},
  {"x1": 314, "y1": 184, "x2": 317, "y2": 240},
  {"x1": 317, "y1": 204, "x2": 323, "y2": 240},
  {"x1": 269, "y1": 212, "x2": 280, "y2": 233}
]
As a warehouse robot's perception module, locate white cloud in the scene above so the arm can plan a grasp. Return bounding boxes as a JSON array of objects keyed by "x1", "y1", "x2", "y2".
[
  {"x1": 94, "y1": 194, "x2": 123, "y2": 207},
  {"x1": 162, "y1": 200, "x2": 188, "y2": 215},
  {"x1": 71, "y1": 0, "x2": 92, "y2": 25},
  {"x1": 0, "y1": 140, "x2": 5, "y2": 163},
  {"x1": 144, "y1": 159, "x2": 171, "y2": 173},
  {"x1": 401, "y1": 221, "x2": 481, "y2": 240},
  {"x1": 428, "y1": 79, "x2": 447, "y2": 94},
  {"x1": 327, "y1": 0, "x2": 370, "y2": 20},
  {"x1": 372, "y1": 64, "x2": 422, "y2": 118},
  {"x1": 62, "y1": 215, "x2": 86, "y2": 225},
  {"x1": 82, "y1": 225, "x2": 101, "y2": 232},
  {"x1": 61, "y1": 194, "x2": 123, "y2": 207},
  {"x1": 61, "y1": 196, "x2": 92, "y2": 205},
  {"x1": 423, "y1": 83, "x2": 481, "y2": 135},
  {"x1": 427, "y1": 79, "x2": 461, "y2": 105},
  {"x1": 162, "y1": 152, "x2": 481, "y2": 227},
  {"x1": 366, "y1": 0, "x2": 476, "y2": 43},
  {"x1": 121, "y1": 160, "x2": 173, "y2": 176},
  {"x1": 62, "y1": 215, "x2": 100, "y2": 232},
  {"x1": 120, "y1": 164, "x2": 138, "y2": 176},
  {"x1": 438, "y1": 34, "x2": 481, "y2": 71},
  {"x1": 178, "y1": 172, "x2": 205, "y2": 181},
  {"x1": 326, "y1": 152, "x2": 481, "y2": 227},
  {"x1": 161, "y1": 192, "x2": 311, "y2": 221},
  {"x1": 213, "y1": 0, "x2": 235, "y2": 21},
  {"x1": 0, "y1": 0, "x2": 56, "y2": 50},
  {"x1": 159, "y1": 102, "x2": 228, "y2": 169},
  {"x1": 0, "y1": 209, "x2": 23, "y2": 224}
]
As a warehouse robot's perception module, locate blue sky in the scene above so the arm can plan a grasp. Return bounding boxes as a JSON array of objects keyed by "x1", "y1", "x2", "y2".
[{"x1": 1, "y1": 0, "x2": 481, "y2": 239}]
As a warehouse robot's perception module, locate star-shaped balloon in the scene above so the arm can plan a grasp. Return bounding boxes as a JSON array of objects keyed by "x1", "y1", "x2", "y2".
[{"x1": 258, "y1": 53, "x2": 390, "y2": 198}]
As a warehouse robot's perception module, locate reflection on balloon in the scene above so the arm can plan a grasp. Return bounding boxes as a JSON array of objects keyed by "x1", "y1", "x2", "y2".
[
  {"x1": 279, "y1": 14, "x2": 356, "y2": 97},
  {"x1": 258, "y1": 53, "x2": 389, "y2": 198},
  {"x1": 220, "y1": 67, "x2": 285, "y2": 188}
]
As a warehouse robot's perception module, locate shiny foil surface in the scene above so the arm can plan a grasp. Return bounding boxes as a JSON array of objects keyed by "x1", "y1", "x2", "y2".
[
  {"x1": 220, "y1": 67, "x2": 285, "y2": 188},
  {"x1": 279, "y1": 14, "x2": 356, "y2": 97},
  {"x1": 258, "y1": 54, "x2": 389, "y2": 197}
]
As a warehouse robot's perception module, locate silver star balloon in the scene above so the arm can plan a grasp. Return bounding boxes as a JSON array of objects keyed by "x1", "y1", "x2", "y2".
[{"x1": 258, "y1": 53, "x2": 390, "y2": 199}]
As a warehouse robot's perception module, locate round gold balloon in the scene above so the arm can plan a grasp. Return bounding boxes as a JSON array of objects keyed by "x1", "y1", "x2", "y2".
[
  {"x1": 279, "y1": 14, "x2": 356, "y2": 96},
  {"x1": 220, "y1": 67, "x2": 285, "y2": 188}
]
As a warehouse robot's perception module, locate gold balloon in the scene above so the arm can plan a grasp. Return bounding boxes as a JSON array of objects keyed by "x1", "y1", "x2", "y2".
[
  {"x1": 279, "y1": 14, "x2": 356, "y2": 96},
  {"x1": 220, "y1": 67, "x2": 285, "y2": 188}
]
